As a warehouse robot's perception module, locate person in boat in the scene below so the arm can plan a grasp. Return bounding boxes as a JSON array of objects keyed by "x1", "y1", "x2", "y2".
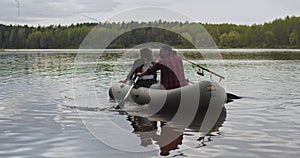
[
  {"x1": 121, "y1": 48, "x2": 157, "y2": 88},
  {"x1": 137, "y1": 45, "x2": 187, "y2": 90}
]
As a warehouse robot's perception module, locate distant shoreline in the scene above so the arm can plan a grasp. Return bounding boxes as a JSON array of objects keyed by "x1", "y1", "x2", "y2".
[
  {"x1": 1, "y1": 16, "x2": 300, "y2": 50},
  {"x1": 1, "y1": 48, "x2": 300, "y2": 52},
  {"x1": 2, "y1": 49, "x2": 299, "y2": 60}
]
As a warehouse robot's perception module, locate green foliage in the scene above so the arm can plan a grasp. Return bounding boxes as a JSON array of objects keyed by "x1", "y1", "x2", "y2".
[
  {"x1": 26, "y1": 31, "x2": 42, "y2": 48},
  {"x1": 0, "y1": 16, "x2": 300, "y2": 49},
  {"x1": 107, "y1": 27, "x2": 194, "y2": 49},
  {"x1": 219, "y1": 31, "x2": 241, "y2": 48},
  {"x1": 221, "y1": 51, "x2": 300, "y2": 60},
  {"x1": 264, "y1": 31, "x2": 277, "y2": 47},
  {"x1": 289, "y1": 32, "x2": 298, "y2": 45}
]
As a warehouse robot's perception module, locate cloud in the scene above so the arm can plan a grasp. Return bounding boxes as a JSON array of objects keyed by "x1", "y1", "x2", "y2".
[
  {"x1": 164, "y1": 0, "x2": 300, "y2": 24},
  {"x1": 103, "y1": 7, "x2": 194, "y2": 23},
  {"x1": 133, "y1": 0, "x2": 172, "y2": 7},
  {"x1": 270, "y1": 0, "x2": 300, "y2": 11},
  {"x1": 0, "y1": 0, "x2": 299, "y2": 25},
  {"x1": 0, "y1": 0, "x2": 120, "y2": 25}
]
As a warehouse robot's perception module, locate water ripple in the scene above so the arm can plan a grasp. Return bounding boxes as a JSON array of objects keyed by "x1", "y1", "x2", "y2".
[{"x1": 0, "y1": 52, "x2": 300, "y2": 157}]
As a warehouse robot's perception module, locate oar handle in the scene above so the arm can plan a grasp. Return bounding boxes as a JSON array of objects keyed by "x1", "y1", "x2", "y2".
[
  {"x1": 123, "y1": 77, "x2": 139, "y2": 99},
  {"x1": 115, "y1": 76, "x2": 139, "y2": 109}
]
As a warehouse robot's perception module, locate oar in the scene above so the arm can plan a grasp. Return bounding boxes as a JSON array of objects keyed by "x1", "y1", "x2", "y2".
[
  {"x1": 115, "y1": 77, "x2": 139, "y2": 109},
  {"x1": 182, "y1": 58, "x2": 225, "y2": 80}
]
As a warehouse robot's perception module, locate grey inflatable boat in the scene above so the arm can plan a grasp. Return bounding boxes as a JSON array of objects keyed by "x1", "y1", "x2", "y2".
[{"x1": 109, "y1": 81, "x2": 227, "y2": 112}]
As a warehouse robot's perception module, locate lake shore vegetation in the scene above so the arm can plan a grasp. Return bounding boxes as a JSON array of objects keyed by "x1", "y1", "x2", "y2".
[{"x1": 0, "y1": 16, "x2": 299, "y2": 49}]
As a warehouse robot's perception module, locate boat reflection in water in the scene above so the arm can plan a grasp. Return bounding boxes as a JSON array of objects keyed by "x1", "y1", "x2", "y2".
[{"x1": 125, "y1": 107, "x2": 227, "y2": 156}]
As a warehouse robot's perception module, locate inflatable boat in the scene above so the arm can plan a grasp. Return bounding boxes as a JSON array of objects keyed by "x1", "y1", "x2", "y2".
[{"x1": 109, "y1": 81, "x2": 227, "y2": 113}]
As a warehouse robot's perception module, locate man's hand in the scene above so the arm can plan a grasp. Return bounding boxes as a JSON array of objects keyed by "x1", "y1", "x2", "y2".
[
  {"x1": 137, "y1": 72, "x2": 143, "y2": 76},
  {"x1": 119, "y1": 80, "x2": 126, "y2": 83}
]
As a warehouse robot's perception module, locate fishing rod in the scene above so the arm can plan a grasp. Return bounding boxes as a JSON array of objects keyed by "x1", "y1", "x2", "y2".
[
  {"x1": 183, "y1": 60, "x2": 242, "y2": 102},
  {"x1": 73, "y1": 11, "x2": 101, "y2": 23},
  {"x1": 74, "y1": 12, "x2": 225, "y2": 80},
  {"x1": 182, "y1": 58, "x2": 225, "y2": 80}
]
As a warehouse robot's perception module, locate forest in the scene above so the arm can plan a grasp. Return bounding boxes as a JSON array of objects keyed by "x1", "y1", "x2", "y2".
[{"x1": 0, "y1": 16, "x2": 300, "y2": 49}]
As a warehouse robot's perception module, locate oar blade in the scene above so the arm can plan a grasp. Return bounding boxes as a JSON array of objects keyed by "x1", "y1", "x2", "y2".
[{"x1": 115, "y1": 99, "x2": 125, "y2": 109}]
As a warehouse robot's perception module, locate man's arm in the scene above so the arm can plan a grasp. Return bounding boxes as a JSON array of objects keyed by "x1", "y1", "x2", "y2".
[
  {"x1": 123, "y1": 59, "x2": 142, "y2": 82},
  {"x1": 137, "y1": 61, "x2": 162, "y2": 77}
]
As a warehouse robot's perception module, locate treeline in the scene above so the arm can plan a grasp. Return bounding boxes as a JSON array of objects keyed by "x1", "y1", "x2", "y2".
[{"x1": 0, "y1": 16, "x2": 300, "y2": 49}]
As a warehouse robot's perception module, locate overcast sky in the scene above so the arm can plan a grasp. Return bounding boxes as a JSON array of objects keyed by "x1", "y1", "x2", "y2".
[{"x1": 1, "y1": 0, "x2": 300, "y2": 26}]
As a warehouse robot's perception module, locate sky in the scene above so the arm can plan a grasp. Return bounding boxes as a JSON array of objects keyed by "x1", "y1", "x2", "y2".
[{"x1": 1, "y1": 0, "x2": 300, "y2": 26}]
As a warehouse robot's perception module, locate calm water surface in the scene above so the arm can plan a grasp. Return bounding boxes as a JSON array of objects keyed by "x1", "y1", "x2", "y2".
[{"x1": 0, "y1": 50, "x2": 299, "y2": 157}]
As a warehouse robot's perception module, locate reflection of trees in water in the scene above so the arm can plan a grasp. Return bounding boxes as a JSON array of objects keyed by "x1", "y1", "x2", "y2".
[
  {"x1": 0, "y1": 53, "x2": 77, "y2": 77},
  {"x1": 127, "y1": 107, "x2": 227, "y2": 156}
]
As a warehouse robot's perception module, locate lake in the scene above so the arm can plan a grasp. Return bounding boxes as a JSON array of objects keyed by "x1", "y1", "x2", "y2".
[{"x1": 0, "y1": 49, "x2": 299, "y2": 157}]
